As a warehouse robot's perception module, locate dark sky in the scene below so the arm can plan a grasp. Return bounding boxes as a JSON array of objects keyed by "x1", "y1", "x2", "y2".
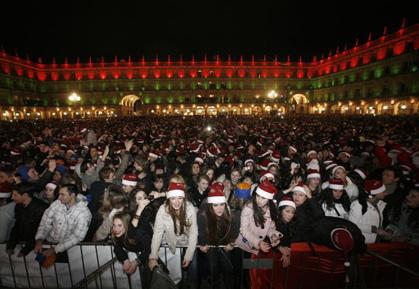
[{"x1": 1, "y1": 0, "x2": 418, "y2": 63}]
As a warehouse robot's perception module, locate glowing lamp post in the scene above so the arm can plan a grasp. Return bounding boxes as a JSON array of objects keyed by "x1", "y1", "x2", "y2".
[
  {"x1": 268, "y1": 90, "x2": 278, "y2": 115},
  {"x1": 69, "y1": 93, "x2": 81, "y2": 118}
]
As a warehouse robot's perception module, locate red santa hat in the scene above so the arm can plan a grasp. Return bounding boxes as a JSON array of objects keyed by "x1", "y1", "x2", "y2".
[
  {"x1": 307, "y1": 169, "x2": 321, "y2": 179},
  {"x1": 256, "y1": 179, "x2": 277, "y2": 200},
  {"x1": 206, "y1": 147, "x2": 218, "y2": 158},
  {"x1": 353, "y1": 168, "x2": 367, "y2": 180},
  {"x1": 278, "y1": 196, "x2": 296, "y2": 209},
  {"x1": 190, "y1": 143, "x2": 202, "y2": 153},
  {"x1": 194, "y1": 153, "x2": 205, "y2": 164},
  {"x1": 332, "y1": 165, "x2": 346, "y2": 176},
  {"x1": 122, "y1": 174, "x2": 137, "y2": 187},
  {"x1": 328, "y1": 178, "x2": 344, "y2": 190},
  {"x1": 307, "y1": 150, "x2": 317, "y2": 158},
  {"x1": 289, "y1": 145, "x2": 297, "y2": 153},
  {"x1": 244, "y1": 159, "x2": 254, "y2": 166},
  {"x1": 292, "y1": 182, "x2": 307, "y2": 196},
  {"x1": 10, "y1": 147, "x2": 21, "y2": 156},
  {"x1": 148, "y1": 149, "x2": 161, "y2": 159},
  {"x1": 325, "y1": 162, "x2": 338, "y2": 171},
  {"x1": 260, "y1": 159, "x2": 270, "y2": 171},
  {"x1": 207, "y1": 185, "x2": 227, "y2": 204},
  {"x1": 45, "y1": 181, "x2": 58, "y2": 190},
  {"x1": 166, "y1": 182, "x2": 185, "y2": 199},
  {"x1": 80, "y1": 125, "x2": 87, "y2": 133},
  {"x1": 271, "y1": 150, "x2": 281, "y2": 163},
  {"x1": 365, "y1": 179, "x2": 386, "y2": 197},
  {"x1": 331, "y1": 228, "x2": 354, "y2": 267},
  {"x1": 259, "y1": 171, "x2": 275, "y2": 181},
  {"x1": 0, "y1": 182, "x2": 12, "y2": 198}
]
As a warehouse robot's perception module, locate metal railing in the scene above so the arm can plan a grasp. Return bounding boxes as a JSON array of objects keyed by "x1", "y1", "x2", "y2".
[{"x1": 1, "y1": 242, "x2": 418, "y2": 289}]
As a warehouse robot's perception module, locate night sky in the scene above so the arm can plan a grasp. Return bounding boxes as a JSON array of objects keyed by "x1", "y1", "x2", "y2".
[{"x1": 1, "y1": 0, "x2": 418, "y2": 64}]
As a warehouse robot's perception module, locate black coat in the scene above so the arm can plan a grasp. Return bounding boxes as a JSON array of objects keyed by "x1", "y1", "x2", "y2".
[
  {"x1": 293, "y1": 198, "x2": 325, "y2": 242},
  {"x1": 7, "y1": 197, "x2": 49, "y2": 255}
]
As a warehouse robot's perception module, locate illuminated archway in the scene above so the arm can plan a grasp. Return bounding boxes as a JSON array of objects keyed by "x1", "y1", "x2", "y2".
[
  {"x1": 195, "y1": 106, "x2": 205, "y2": 115},
  {"x1": 292, "y1": 94, "x2": 308, "y2": 104},
  {"x1": 394, "y1": 101, "x2": 410, "y2": 115},
  {"x1": 231, "y1": 106, "x2": 240, "y2": 115},
  {"x1": 330, "y1": 105, "x2": 340, "y2": 114},
  {"x1": 207, "y1": 106, "x2": 217, "y2": 115},
  {"x1": 278, "y1": 106, "x2": 286, "y2": 114},
  {"x1": 253, "y1": 106, "x2": 262, "y2": 115},
  {"x1": 120, "y1": 94, "x2": 142, "y2": 107}
]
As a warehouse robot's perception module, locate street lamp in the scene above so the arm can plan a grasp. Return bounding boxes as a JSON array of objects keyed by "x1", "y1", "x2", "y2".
[
  {"x1": 268, "y1": 90, "x2": 278, "y2": 100},
  {"x1": 69, "y1": 93, "x2": 81, "y2": 118}
]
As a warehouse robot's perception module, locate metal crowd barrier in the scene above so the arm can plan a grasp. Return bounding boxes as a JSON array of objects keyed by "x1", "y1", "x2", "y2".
[{"x1": 1, "y1": 242, "x2": 418, "y2": 289}]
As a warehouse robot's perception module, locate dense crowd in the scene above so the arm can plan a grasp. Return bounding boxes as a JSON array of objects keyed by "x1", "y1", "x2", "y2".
[{"x1": 0, "y1": 114, "x2": 418, "y2": 288}]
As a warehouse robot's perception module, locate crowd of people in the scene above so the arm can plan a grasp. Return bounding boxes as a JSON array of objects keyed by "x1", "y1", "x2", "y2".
[{"x1": 0, "y1": 114, "x2": 418, "y2": 288}]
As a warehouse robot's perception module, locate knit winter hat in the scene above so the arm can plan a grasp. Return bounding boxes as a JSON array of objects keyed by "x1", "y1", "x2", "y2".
[
  {"x1": 235, "y1": 182, "x2": 252, "y2": 199},
  {"x1": 122, "y1": 174, "x2": 137, "y2": 187},
  {"x1": 166, "y1": 182, "x2": 185, "y2": 199},
  {"x1": 256, "y1": 179, "x2": 277, "y2": 200},
  {"x1": 259, "y1": 171, "x2": 275, "y2": 182}
]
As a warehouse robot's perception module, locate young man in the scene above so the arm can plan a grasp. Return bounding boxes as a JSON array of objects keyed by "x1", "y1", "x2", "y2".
[
  {"x1": 6, "y1": 181, "x2": 49, "y2": 256},
  {"x1": 34, "y1": 184, "x2": 92, "y2": 257}
]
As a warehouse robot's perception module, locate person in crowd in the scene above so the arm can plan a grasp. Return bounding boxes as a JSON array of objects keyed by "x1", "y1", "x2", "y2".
[
  {"x1": 148, "y1": 181, "x2": 198, "y2": 285},
  {"x1": 35, "y1": 181, "x2": 58, "y2": 205},
  {"x1": 121, "y1": 174, "x2": 138, "y2": 195},
  {"x1": 318, "y1": 178, "x2": 351, "y2": 219},
  {"x1": 306, "y1": 168, "x2": 322, "y2": 197},
  {"x1": 34, "y1": 184, "x2": 92, "y2": 257},
  {"x1": 230, "y1": 167, "x2": 242, "y2": 188},
  {"x1": 189, "y1": 174, "x2": 210, "y2": 210},
  {"x1": 324, "y1": 165, "x2": 359, "y2": 201},
  {"x1": 197, "y1": 184, "x2": 239, "y2": 288},
  {"x1": 275, "y1": 197, "x2": 297, "y2": 268},
  {"x1": 348, "y1": 180, "x2": 390, "y2": 244},
  {"x1": 235, "y1": 179, "x2": 281, "y2": 289},
  {"x1": 0, "y1": 175, "x2": 15, "y2": 242},
  {"x1": 384, "y1": 185, "x2": 419, "y2": 246},
  {"x1": 94, "y1": 184, "x2": 130, "y2": 241},
  {"x1": 6, "y1": 181, "x2": 49, "y2": 256},
  {"x1": 291, "y1": 183, "x2": 325, "y2": 242},
  {"x1": 133, "y1": 155, "x2": 153, "y2": 192},
  {"x1": 202, "y1": 165, "x2": 216, "y2": 186}
]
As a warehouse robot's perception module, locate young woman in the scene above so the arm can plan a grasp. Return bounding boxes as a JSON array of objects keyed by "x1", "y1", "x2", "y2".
[
  {"x1": 189, "y1": 174, "x2": 210, "y2": 210},
  {"x1": 306, "y1": 168, "x2": 322, "y2": 198},
  {"x1": 275, "y1": 197, "x2": 297, "y2": 268},
  {"x1": 36, "y1": 182, "x2": 58, "y2": 205},
  {"x1": 385, "y1": 186, "x2": 419, "y2": 245},
  {"x1": 318, "y1": 178, "x2": 351, "y2": 219},
  {"x1": 111, "y1": 211, "x2": 152, "y2": 281},
  {"x1": 121, "y1": 174, "x2": 138, "y2": 196},
  {"x1": 291, "y1": 183, "x2": 325, "y2": 242},
  {"x1": 202, "y1": 165, "x2": 216, "y2": 186},
  {"x1": 148, "y1": 181, "x2": 198, "y2": 285},
  {"x1": 329, "y1": 165, "x2": 359, "y2": 201},
  {"x1": 348, "y1": 179, "x2": 389, "y2": 244},
  {"x1": 197, "y1": 186, "x2": 239, "y2": 288},
  {"x1": 235, "y1": 179, "x2": 281, "y2": 289},
  {"x1": 94, "y1": 184, "x2": 130, "y2": 241}
]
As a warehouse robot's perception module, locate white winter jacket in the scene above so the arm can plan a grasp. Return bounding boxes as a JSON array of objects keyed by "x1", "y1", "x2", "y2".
[{"x1": 348, "y1": 199, "x2": 386, "y2": 244}]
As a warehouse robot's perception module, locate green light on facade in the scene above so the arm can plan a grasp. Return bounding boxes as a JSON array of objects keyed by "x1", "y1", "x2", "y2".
[
  {"x1": 102, "y1": 83, "x2": 107, "y2": 91},
  {"x1": 296, "y1": 82, "x2": 303, "y2": 89},
  {"x1": 262, "y1": 82, "x2": 267, "y2": 89},
  {"x1": 348, "y1": 90, "x2": 354, "y2": 99},
  {"x1": 167, "y1": 83, "x2": 172, "y2": 90},
  {"x1": 349, "y1": 73, "x2": 356, "y2": 82},
  {"x1": 251, "y1": 82, "x2": 255, "y2": 90},
  {"x1": 180, "y1": 82, "x2": 185, "y2": 90},
  {"x1": 375, "y1": 68, "x2": 383, "y2": 78},
  {"x1": 204, "y1": 82, "x2": 209, "y2": 90},
  {"x1": 156, "y1": 97, "x2": 161, "y2": 104},
  {"x1": 339, "y1": 77, "x2": 344, "y2": 85},
  {"x1": 227, "y1": 82, "x2": 232, "y2": 89},
  {"x1": 317, "y1": 81, "x2": 322, "y2": 89},
  {"x1": 144, "y1": 97, "x2": 150, "y2": 104},
  {"x1": 324, "y1": 94, "x2": 328, "y2": 101},
  {"x1": 330, "y1": 93, "x2": 335, "y2": 101},
  {"x1": 112, "y1": 97, "x2": 118, "y2": 104},
  {"x1": 331, "y1": 79, "x2": 335, "y2": 86},
  {"x1": 239, "y1": 82, "x2": 244, "y2": 90},
  {"x1": 192, "y1": 83, "x2": 197, "y2": 90},
  {"x1": 411, "y1": 65, "x2": 418, "y2": 72},
  {"x1": 40, "y1": 85, "x2": 47, "y2": 93},
  {"x1": 90, "y1": 83, "x2": 94, "y2": 91},
  {"x1": 142, "y1": 87, "x2": 146, "y2": 91},
  {"x1": 155, "y1": 83, "x2": 160, "y2": 91},
  {"x1": 274, "y1": 83, "x2": 279, "y2": 90},
  {"x1": 167, "y1": 97, "x2": 174, "y2": 104},
  {"x1": 102, "y1": 98, "x2": 109, "y2": 105},
  {"x1": 128, "y1": 83, "x2": 134, "y2": 91},
  {"x1": 411, "y1": 84, "x2": 419, "y2": 94},
  {"x1": 362, "y1": 72, "x2": 368, "y2": 81},
  {"x1": 178, "y1": 96, "x2": 184, "y2": 103},
  {"x1": 91, "y1": 98, "x2": 96, "y2": 104},
  {"x1": 216, "y1": 83, "x2": 221, "y2": 90},
  {"x1": 391, "y1": 65, "x2": 400, "y2": 75}
]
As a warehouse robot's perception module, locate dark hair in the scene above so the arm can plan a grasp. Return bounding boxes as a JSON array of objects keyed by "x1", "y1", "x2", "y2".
[
  {"x1": 240, "y1": 171, "x2": 256, "y2": 184},
  {"x1": 59, "y1": 171, "x2": 82, "y2": 192},
  {"x1": 383, "y1": 166, "x2": 403, "y2": 184},
  {"x1": 249, "y1": 192, "x2": 278, "y2": 229},
  {"x1": 12, "y1": 181, "x2": 35, "y2": 197},
  {"x1": 80, "y1": 160, "x2": 94, "y2": 174},
  {"x1": 165, "y1": 198, "x2": 190, "y2": 235},
  {"x1": 318, "y1": 187, "x2": 351, "y2": 212},
  {"x1": 204, "y1": 203, "x2": 232, "y2": 245},
  {"x1": 60, "y1": 184, "x2": 79, "y2": 196}
]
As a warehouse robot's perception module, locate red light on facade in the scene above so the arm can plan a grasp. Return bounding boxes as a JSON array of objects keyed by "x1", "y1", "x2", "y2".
[
  {"x1": 27, "y1": 69, "x2": 34, "y2": 79},
  {"x1": 273, "y1": 69, "x2": 280, "y2": 77},
  {"x1": 153, "y1": 69, "x2": 161, "y2": 78},
  {"x1": 189, "y1": 69, "x2": 197, "y2": 78},
  {"x1": 238, "y1": 69, "x2": 246, "y2": 78},
  {"x1": 126, "y1": 70, "x2": 134, "y2": 79},
  {"x1": 100, "y1": 71, "x2": 107, "y2": 80},
  {"x1": 87, "y1": 71, "x2": 95, "y2": 80},
  {"x1": 63, "y1": 72, "x2": 71, "y2": 80},
  {"x1": 261, "y1": 69, "x2": 268, "y2": 78},
  {"x1": 226, "y1": 69, "x2": 234, "y2": 78},
  {"x1": 37, "y1": 71, "x2": 47, "y2": 81},
  {"x1": 318, "y1": 68, "x2": 324, "y2": 76},
  {"x1": 333, "y1": 65, "x2": 338, "y2": 73},
  {"x1": 51, "y1": 71, "x2": 59, "y2": 81},
  {"x1": 178, "y1": 69, "x2": 185, "y2": 78},
  {"x1": 393, "y1": 42, "x2": 405, "y2": 55},
  {"x1": 377, "y1": 48, "x2": 387, "y2": 60},
  {"x1": 202, "y1": 69, "x2": 210, "y2": 78},
  {"x1": 350, "y1": 57, "x2": 358, "y2": 68},
  {"x1": 297, "y1": 70, "x2": 304, "y2": 78},
  {"x1": 75, "y1": 71, "x2": 83, "y2": 80},
  {"x1": 166, "y1": 69, "x2": 173, "y2": 78},
  {"x1": 214, "y1": 69, "x2": 221, "y2": 78},
  {"x1": 363, "y1": 54, "x2": 371, "y2": 65},
  {"x1": 2, "y1": 64, "x2": 11, "y2": 74},
  {"x1": 249, "y1": 69, "x2": 257, "y2": 78},
  {"x1": 140, "y1": 69, "x2": 148, "y2": 79},
  {"x1": 307, "y1": 70, "x2": 314, "y2": 78},
  {"x1": 325, "y1": 66, "x2": 331, "y2": 74},
  {"x1": 285, "y1": 70, "x2": 292, "y2": 78},
  {"x1": 15, "y1": 66, "x2": 23, "y2": 76},
  {"x1": 112, "y1": 70, "x2": 121, "y2": 79},
  {"x1": 340, "y1": 62, "x2": 347, "y2": 70}
]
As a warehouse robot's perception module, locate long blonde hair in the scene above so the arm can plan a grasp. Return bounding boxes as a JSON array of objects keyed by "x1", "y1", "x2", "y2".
[{"x1": 110, "y1": 212, "x2": 136, "y2": 247}]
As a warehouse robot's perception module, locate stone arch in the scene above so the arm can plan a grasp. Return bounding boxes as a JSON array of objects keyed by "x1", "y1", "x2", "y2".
[
  {"x1": 207, "y1": 106, "x2": 217, "y2": 115},
  {"x1": 394, "y1": 101, "x2": 410, "y2": 115},
  {"x1": 291, "y1": 94, "x2": 308, "y2": 104}
]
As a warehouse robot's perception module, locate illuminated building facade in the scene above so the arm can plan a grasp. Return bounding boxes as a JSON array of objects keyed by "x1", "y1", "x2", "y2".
[{"x1": 0, "y1": 21, "x2": 418, "y2": 120}]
